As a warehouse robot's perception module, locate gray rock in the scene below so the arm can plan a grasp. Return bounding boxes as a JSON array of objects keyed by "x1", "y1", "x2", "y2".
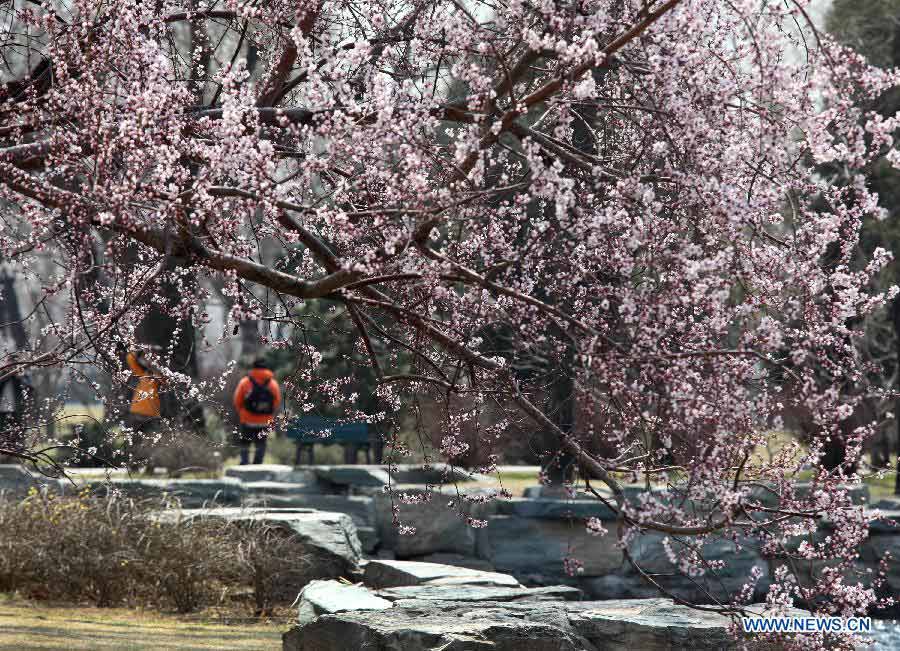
[
  {"x1": 372, "y1": 548, "x2": 397, "y2": 560},
  {"x1": 408, "y1": 552, "x2": 496, "y2": 572},
  {"x1": 363, "y1": 559, "x2": 520, "y2": 589},
  {"x1": 283, "y1": 600, "x2": 592, "y2": 651},
  {"x1": 867, "y1": 509, "x2": 900, "y2": 534},
  {"x1": 620, "y1": 532, "x2": 770, "y2": 603},
  {"x1": 0, "y1": 465, "x2": 59, "y2": 496},
  {"x1": 874, "y1": 498, "x2": 900, "y2": 511},
  {"x1": 495, "y1": 498, "x2": 617, "y2": 521},
  {"x1": 244, "y1": 493, "x2": 375, "y2": 525},
  {"x1": 357, "y1": 526, "x2": 380, "y2": 553},
  {"x1": 476, "y1": 515, "x2": 623, "y2": 581},
  {"x1": 522, "y1": 485, "x2": 543, "y2": 499},
  {"x1": 64, "y1": 467, "x2": 129, "y2": 477},
  {"x1": 745, "y1": 481, "x2": 869, "y2": 508},
  {"x1": 240, "y1": 493, "x2": 379, "y2": 552},
  {"x1": 225, "y1": 464, "x2": 298, "y2": 483},
  {"x1": 567, "y1": 598, "x2": 743, "y2": 650},
  {"x1": 296, "y1": 580, "x2": 391, "y2": 625},
  {"x1": 242, "y1": 481, "x2": 320, "y2": 497},
  {"x1": 861, "y1": 534, "x2": 900, "y2": 595},
  {"x1": 377, "y1": 584, "x2": 582, "y2": 603},
  {"x1": 86, "y1": 477, "x2": 244, "y2": 506},
  {"x1": 522, "y1": 486, "x2": 605, "y2": 500},
  {"x1": 391, "y1": 463, "x2": 489, "y2": 484},
  {"x1": 582, "y1": 574, "x2": 660, "y2": 600},
  {"x1": 282, "y1": 598, "x2": 787, "y2": 651},
  {"x1": 374, "y1": 488, "x2": 493, "y2": 557},
  {"x1": 314, "y1": 465, "x2": 390, "y2": 488},
  {"x1": 173, "y1": 507, "x2": 362, "y2": 578}
]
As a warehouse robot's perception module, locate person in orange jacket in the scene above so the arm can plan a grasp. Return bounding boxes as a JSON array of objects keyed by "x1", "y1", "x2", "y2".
[
  {"x1": 125, "y1": 348, "x2": 163, "y2": 472},
  {"x1": 232, "y1": 359, "x2": 281, "y2": 465}
]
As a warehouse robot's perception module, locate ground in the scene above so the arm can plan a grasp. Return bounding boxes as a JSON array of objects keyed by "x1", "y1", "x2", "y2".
[{"x1": 0, "y1": 596, "x2": 284, "y2": 650}]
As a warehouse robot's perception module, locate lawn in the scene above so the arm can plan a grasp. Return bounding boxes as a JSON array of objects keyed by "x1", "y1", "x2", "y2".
[{"x1": 0, "y1": 597, "x2": 285, "y2": 650}]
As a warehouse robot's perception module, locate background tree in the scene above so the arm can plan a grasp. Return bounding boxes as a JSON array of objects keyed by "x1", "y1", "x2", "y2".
[{"x1": 827, "y1": 0, "x2": 900, "y2": 491}]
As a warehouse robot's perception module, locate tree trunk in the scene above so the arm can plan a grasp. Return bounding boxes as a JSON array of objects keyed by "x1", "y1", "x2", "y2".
[{"x1": 135, "y1": 256, "x2": 206, "y2": 434}]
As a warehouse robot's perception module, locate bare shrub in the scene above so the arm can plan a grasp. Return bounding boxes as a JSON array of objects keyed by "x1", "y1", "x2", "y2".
[
  {"x1": 139, "y1": 514, "x2": 237, "y2": 613},
  {"x1": 0, "y1": 492, "x2": 309, "y2": 615},
  {"x1": 228, "y1": 520, "x2": 312, "y2": 615},
  {"x1": 0, "y1": 490, "x2": 50, "y2": 594},
  {"x1": 0, "y1": 489, "x2": 144, "y2": 605}
]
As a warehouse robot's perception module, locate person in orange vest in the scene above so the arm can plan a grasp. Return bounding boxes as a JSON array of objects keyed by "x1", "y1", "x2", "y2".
[
  {"x1": 126, "y1": 348, "x2": 162, "y2": 471},
  {"x1": 232, "y1": 359, "x2": 281, "y2": 465},
  {"x1": 127, "y1": 350, "x2": 162, "y2": 420}
]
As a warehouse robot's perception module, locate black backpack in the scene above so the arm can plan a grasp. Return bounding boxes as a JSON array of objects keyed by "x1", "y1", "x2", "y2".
[{"x1": 244, "y1": 376, "x2": 275, "y2": 415}]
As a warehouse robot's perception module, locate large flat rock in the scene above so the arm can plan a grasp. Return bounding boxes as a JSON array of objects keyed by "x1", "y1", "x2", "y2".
[
  {"x1": 240, "y1": 493, "x2": 379, "y2": 552},
  {"x1": 363, "y1": 559, "x2": 520, "y2": 589},
  {"x1": 282, "y1": 598, "x2": 784, "y2": 650},
  {"x1": 377, "y1": 584, "x2": 582, "y2": 603},
  {"x1": 171, "y1": 507, "x2": 362, "y2": 579},
  {"x1": 283, "y1": 600, "x2": 591, "y2": 650},
  {"x1": 314, "y1": 466, "x2": 390, "y2": 488},
  {"x1": 243, "y1": 493, "x2": 375, "y2": 525},
  {"x1": 297, "y1": 580, "x2": 391, "y2": 625}
]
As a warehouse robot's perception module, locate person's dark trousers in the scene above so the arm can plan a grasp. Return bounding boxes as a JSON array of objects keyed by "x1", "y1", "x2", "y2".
[{"x1": 239, "y1": 425, "x2": 268, "y2": 465}]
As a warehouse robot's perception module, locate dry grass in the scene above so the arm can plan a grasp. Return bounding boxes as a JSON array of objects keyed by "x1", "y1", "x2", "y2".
[{"x1": 0, "y1": 595, "x2": 285, "y2": 650}]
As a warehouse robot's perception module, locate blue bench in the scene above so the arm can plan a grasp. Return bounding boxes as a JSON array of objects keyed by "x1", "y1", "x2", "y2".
[{"x1": 286, "y1": 415, "x2": 382, "y2": 465}]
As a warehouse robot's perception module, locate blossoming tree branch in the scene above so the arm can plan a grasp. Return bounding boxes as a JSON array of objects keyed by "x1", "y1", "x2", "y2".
[{"x1": 1, "y1": 0, "x2": 899, "y2": 631}]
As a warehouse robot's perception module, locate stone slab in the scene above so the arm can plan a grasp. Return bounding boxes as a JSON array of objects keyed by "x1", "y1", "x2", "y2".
[
  {"x1": 282, "y1": 597, "x2": 796, "y2": 651},
  {"x1": 314, "y1": 466, "x2": 390, "y2": 488},
  {"x1": 363, "y1": 559, "x2": 520, "y2": 589},
  {"x1": 407, "y1": 553, "x2": 496, "y2": 572},
  {"x1": 86, "y1": 477, "x2": 244, "y2": 506},
  {"x1": 373, "y1": 488, "x2": 495, "y2": 557},
  {"x1": 476, "y1": 515, "x2": 622, "y2": 583},
  {"x1": 297, "y1": 580, "x2": 391, "y2": 625},
  {"x1": 225, "y1": 464, "x2": 298, "y2": 483},
  {"x1": 377, "y1": 584, "x2": 582, "y2": 603},
  {"x1": 169, "y1": 507, "x2": 362, "y2": 579}
]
